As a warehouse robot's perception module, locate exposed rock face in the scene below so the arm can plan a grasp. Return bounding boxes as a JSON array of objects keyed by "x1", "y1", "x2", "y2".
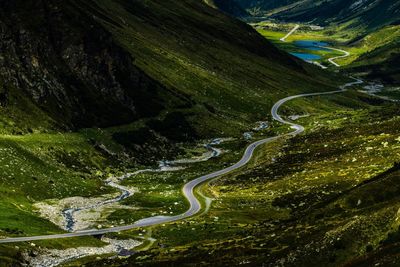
[{"x1": 0, "y1": 0, "x2": 169, "y2": 128}]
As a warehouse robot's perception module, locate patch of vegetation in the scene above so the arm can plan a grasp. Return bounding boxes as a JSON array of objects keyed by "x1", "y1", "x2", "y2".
[
  {"x1": 253, "y1": 21, "x2": 400, "y2": 85},
  {"x1": 1, "y1": 1, "x2": 399, "y2": 266},
  {"x1": 83, "y1": 95, "x2": 400, "y2": 266}
]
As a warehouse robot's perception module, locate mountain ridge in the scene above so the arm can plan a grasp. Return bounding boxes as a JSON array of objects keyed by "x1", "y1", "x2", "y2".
[{"x1": 0, "y1": 0, "x2": 337, "y2": 136}]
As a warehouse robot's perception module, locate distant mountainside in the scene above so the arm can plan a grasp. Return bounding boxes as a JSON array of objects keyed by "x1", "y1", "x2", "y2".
[
  {"x1": 213, "y1": 0, "x2": 400, "y2": 85},
  {"x1": 234, "y1": 0, "x2": 298, "y2": 16},
  {"x1": 206, "y1": 0, "x2": 297, "y2": 17},
  {"x1": 204, "y1": 0, "x2": 249, "y2": 17},
  {"x1": 349, "y1": 28, "x2": 400, "y2": 84},
  {"x1": 271, "y1": 0, "x2": 400, "y2": 33},
  {"x1": 0, "y1": 0, "x2": 332, "y2": 137},
  {"x1": 270, "y1": 0, "x2": 400, "y2": 85},
  {"x1": 220, "y1": 0, "x2": 400, "y2": 33}
]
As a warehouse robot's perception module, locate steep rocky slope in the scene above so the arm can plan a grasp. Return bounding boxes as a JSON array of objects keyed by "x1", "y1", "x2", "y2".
[
  {"x1": 0, "y1": 0, "x2": 334, "y2": 136},
  {"x1": 0, "y1": 0, "x2": 173, "y2": 129}
]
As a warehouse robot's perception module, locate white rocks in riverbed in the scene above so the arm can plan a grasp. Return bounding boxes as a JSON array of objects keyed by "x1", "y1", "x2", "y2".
[
  {"x1": 33, "y1": 136, "x2": 230, "y2": 234},
  {"x1": 34, "y1": 190, "x2": 138, "y2": 232},
  {"x1": 24, "y1": 237, "x2": 141, "y2": 267}
]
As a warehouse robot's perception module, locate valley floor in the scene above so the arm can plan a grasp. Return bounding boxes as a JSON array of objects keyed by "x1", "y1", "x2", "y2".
[
  {"x1": 253, "y1": 20, "x2": 400, "y2": 85},
  {"x1": 96, "y1": 90, "x2": 400, "y2": 267},
  {"x1": 1, "y1": 75, "x2": 399, "y2": 267},
  {"x1": 0, "y1": 18, "x2": 400, "y2": 267}
]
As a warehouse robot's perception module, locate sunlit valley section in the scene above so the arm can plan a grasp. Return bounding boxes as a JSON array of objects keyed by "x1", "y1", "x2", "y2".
[{"x1": 0, "y1": 0, "x2": 399, "y2": 266}]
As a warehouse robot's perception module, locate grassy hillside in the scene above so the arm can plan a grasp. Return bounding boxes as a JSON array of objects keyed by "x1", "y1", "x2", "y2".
[
  {"x1": 0, "y1": 0, "x2": 349, "y2": 258},
  {"x1": 80, "y1": 0, "x2": 342, "y2": 137},
  {"x1": 209, "y1": 1, "x2": 399, "y2": 86},
  {"x1": 234, "y1": 0, "x2": 299, "y2": 16},
  {"x1": 251, "y1": 20, "x2": 400, "y2": 85},
  {"x1": 271, "y1": 0, "x2": 400, "y2": 33},
  {"x1": 2, "y1": 1, "x2": 398, "y2": 266},
  {"x1": 350, "y1": 43, "x2": 400, "y2": 85},
  {"x1": 204, "y1": 0, "x2": 249, "y2": 17},
  {"x1": 228, "y1": 0, "x2": 400, "y2": 34},
  {"x1": 347, "y1": 26, "x2": 400, "y2": 84},
  {"x1": 0, "y1": 0, "x2": 340, "y2": 137},
  {"x1": 73, "y1": 91, "x2": 400, "y2": 266}
]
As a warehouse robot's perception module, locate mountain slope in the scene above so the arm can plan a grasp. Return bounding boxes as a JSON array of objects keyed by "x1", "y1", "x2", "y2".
[
  {"x1": 224, "y1": 0, "x2": 399, "y2": 85},
  {"x1": 0, "y1": 0, "x2": 169, "y2": 129},
  {"x1": 225, "y1": 0, "x2": 400, "y2": 34},
  {"x1": 234, "y1": 0, "x2": 299, "y2": 16},
  {"x1": 204, "y1": 0, "x2": 249, "y2": 17},
  {"x1": 349, "y1": 21, "x2": 400, "y2": 85},
  {"x1": 272, "y1": 0, "x2": 400, "y2": 33},
  {"x1": 0, "y1": 1, "x2": 344, "y2": 259},
  {"x1": 1, "y1": 1, "x2": 398, "y2": 266},
  {"x1": 0, "y1": 0, "x2": 336, "y2": 137}
]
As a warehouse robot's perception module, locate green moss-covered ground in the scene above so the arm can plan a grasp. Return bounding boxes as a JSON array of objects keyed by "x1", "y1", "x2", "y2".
[
  {"x1": 0, "y1": 2, "x2": 399, "y2": 265},
  {"x1": 48, "y1": 85, "x2": 400, "y2": 266},
  {"x1": 253, "y1": 21, "x2": 400, "y2": 85}
]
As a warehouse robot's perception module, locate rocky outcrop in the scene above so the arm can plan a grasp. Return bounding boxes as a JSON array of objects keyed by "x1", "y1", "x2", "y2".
[{"x1": 0, "y1": 0, "x2": 173, "y2": 128}]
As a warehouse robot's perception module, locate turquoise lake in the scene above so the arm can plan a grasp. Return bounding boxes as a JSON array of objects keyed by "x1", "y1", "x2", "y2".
[
  {"x1": 294, "y1": 40, "x2": 329, "y2": 50},
  {"x1": 290, "y1": 40, "x2": 331, "y2": 61},
  {"x1": 290, "y1": 52, "x2": 322, "y2": 61}
]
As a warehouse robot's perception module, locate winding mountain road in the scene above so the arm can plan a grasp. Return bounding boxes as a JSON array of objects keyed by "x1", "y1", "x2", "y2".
[
  {"x1": 280, "y1": 24, "x2": 300, "y2": 42},
  {"x1": 323, "y1": 46, "x2": 351, "y2": 67},
  {"x1": 60, "y1": 139, "x2": 222, "y2": 232},
  {"x1": 0, "y1": 79, "x2": 363, "y2": 244},
  {"x1": 279, "y1": 26, "x2": 350, "y2": 68}
]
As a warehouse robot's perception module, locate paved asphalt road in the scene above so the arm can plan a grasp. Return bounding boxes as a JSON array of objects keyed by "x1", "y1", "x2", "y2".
[
  {"x1": 280, "y1": 24, "x2": 300, "y2": 42},
  {"x1": 0, "y1": 79, "x2": 363, "y2": 244},
  {"x1": 324, "y1": 46, "x2": 351, "y2": 67}
]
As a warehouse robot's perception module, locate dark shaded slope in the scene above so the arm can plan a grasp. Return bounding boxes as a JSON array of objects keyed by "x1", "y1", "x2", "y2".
[
  {"x1": 0, "y1": 0, "x2": 173, "y2": 128},
  {"x1": 226, "y1": 0, "x2": 399, "y2": 34},
  {"x1": 349, "y1": 39, "x2": 400, "y2": 85},
  {"x1": 235, "y1": 0, "x2": 299, "y2": 15},
  {"x1": 220, "y1": 0, "x2": 399, "y2": 87},
  {"x1": 273, "y1": 0, "x2": 400, "y2": 32},
  {"x1": 205, "y1": 0, "x2": 249, "y2": 17},
  {"x1": 0, "y1": 0, "x2": 335, "y2": 137}
]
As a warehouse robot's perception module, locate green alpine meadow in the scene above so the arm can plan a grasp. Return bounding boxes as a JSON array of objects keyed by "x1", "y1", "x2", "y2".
[{"x1": 0, "y1": 0, "x2": 399, "y2": 266}]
